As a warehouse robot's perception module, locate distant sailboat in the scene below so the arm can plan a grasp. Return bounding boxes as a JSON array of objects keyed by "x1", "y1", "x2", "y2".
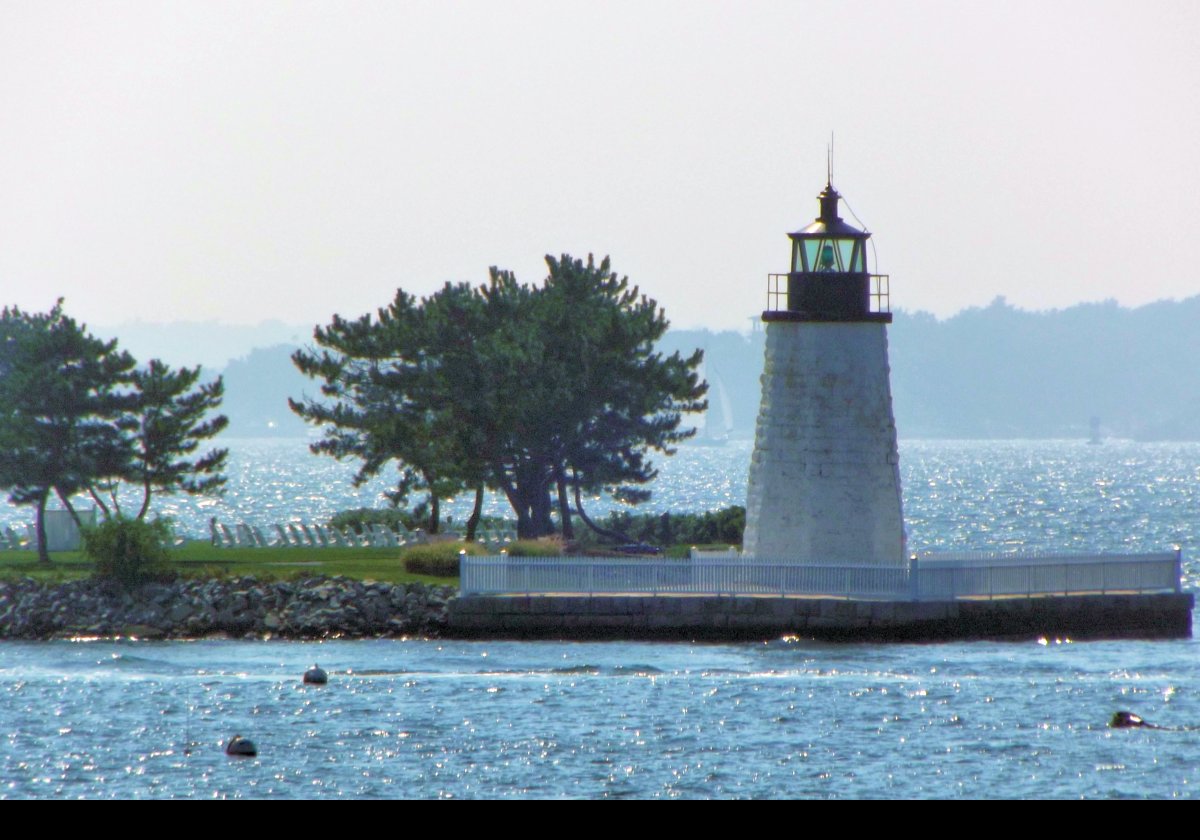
[
  {"x1": 691, "y1": 362, "x2": 734, "y2": 446},
  {"x1": 1088, "y1": 416, "x2": 1103, "y2": 445}
]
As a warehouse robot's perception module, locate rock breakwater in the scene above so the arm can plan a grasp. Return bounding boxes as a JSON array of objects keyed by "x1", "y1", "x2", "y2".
[{"x1": 0, "y1": 576, "x2": 455, "y2": 640}]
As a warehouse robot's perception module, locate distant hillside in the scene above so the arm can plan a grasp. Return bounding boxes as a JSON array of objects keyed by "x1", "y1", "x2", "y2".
[
  {"x1": 889, "y1": 296, "x2": 1200, "y2": 440},
  {"x1": 220, "y1": 344, "x2": 311, "y2": 438},
  {"x1": 659, "y1": 329, "x2": 765, "y2": 440},
  {"x1": 671, "y1": 296, "x2": 1200, "y2": 441},
  {"x1": 200, "y1": 296, "x2": 1200, "y2": 441},
  {"x1": 96, "y1": 319, "x2": 309, "y2": 370}
]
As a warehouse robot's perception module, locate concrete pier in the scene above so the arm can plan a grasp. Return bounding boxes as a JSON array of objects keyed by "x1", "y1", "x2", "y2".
[{"x1": 447, "y1": 592, "x2": 1193, "y2": 642}]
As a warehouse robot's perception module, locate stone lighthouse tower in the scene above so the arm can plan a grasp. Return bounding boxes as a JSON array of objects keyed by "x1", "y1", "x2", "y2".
[{"x1": 742, "y1": 181, "x2": 905, "y2": 566}]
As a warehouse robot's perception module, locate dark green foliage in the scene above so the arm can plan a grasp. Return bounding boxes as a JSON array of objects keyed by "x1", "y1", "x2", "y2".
[
  {"x1": 0, "y1": 301, "x2": 228, "y2": 563},
  {"x1": 0, "y1": 301, "x2": 137, "y2": 563},
  {"x1": 330, "y1": 507, "x2": 512, "y2": 536},
  {"x1": 292, "y1": 254, "x2": 706, "y2": 540},
  {"x1": 576, "y1": 505, "x2": 745, "y2": 549},
  {"x1": 330, "y1": 507, "x2": 422, "y2": 534},
  {"x1": 290, "y1": 288, "x2": 472, "y2": 534},
  {"x1": 122, "y1": 360, "x2": 229, "y2": 520},
  {"x1": 84, "y1": 516, "x2": 174, "y2": 588},
  {"x1": 532, "y1": 255, "x2": 706, "y2": 534},
  {"x1": 400, "y1": 542, "x2": 485, "y2": 577},
  {"x1": 503, "y1": 539, "x2": 564, "y2": 557}
]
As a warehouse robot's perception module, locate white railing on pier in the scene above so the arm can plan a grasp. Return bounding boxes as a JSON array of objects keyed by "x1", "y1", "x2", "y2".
[
  {"x1": 459, "y1": 550, "x2": 1183, "y2": 600},
  {"x1": 459, "y1": 555, "x2": 907, "y2": 598},
  {"x1": 912, "y1": 550, "x2": 1182, "y2": 600}
]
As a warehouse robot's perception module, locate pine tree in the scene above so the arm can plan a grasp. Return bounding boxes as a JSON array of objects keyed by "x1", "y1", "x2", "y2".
[
  {"x1": 292, "y1": 254, "x2": 707, "y2": 540},
  {"x1": 0, "y1": 302, "x2": 229, "y2": 561},
  {"x1": 0, "y1": 302, "x2": 136, "y2": 563}
]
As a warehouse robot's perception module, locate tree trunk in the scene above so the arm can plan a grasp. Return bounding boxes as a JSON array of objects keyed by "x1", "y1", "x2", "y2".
[
  {"x1": 500, "y1": 462, "x2": 557, "y2": 539},
  {"x1": 137, "y1": 477, "x2": 152, "y2": 520},
  {"x1": 35, "y1": 492, "x2": 51, "y2": 565},
  {"x1": 573, "y1": 472, "x2": 633, "y2": 543},
  {"x1": 54, "y1": 487, "x2": 84, "y2": 531},
  {"x1": 88, "y1": 486, "x2": 112, "y2": 520},
  {"x1": 511, "y1": 504, "x2": 531, "y2": 540},
  {"x1": 556, "y1": 468, "x2": 574, "y2": 540},
  {"x1": 465, "y1": 483, "x2": 484, "y2": 542},
  {"x1": 427, "y1": 494, "x2": 440, "y2": 534},
  {"x1": 530, "y1": 489, "x2": 554, "y2": 539}
]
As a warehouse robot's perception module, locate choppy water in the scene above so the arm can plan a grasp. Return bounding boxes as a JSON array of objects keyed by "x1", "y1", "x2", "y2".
[
  {"x1": 4, "y1": 637, "x2": 1200, "y2": 799},
  {"x1": 2, "y1": 438, "x2": 1200, "y2": 798}
]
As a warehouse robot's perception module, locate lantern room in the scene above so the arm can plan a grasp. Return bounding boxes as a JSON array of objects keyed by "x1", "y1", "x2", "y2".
[
  {"x1": 791, "y1": 183, "x2": 869, "y2": 273},
  {"x1": 765, "y1": 181, "x2": 890, "y2": 323}
]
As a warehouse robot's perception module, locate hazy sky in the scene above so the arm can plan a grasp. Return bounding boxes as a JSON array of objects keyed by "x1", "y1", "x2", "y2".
[{"x1": 2, "y1": 1, "x2": 1198, "y2": 334}]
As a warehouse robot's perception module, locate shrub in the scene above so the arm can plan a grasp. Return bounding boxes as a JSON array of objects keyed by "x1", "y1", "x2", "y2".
[
  {"x1": 331, "y1": 507, "x2": 516, "y2": 538},
  {"x1": 330, "y1": 507, "x2": 420, "y2": 534},
  {"x1": 85, "y1": 516, "x2": 174, "y2": 588},
  {"x1": 401, "y1": 542, "x2": 485, "y2": 577},
  {"x1": 572, "y1": 506, "x2": 746, "y2": 550},
  {"x1": 504, "y1": 538, "x2": 564, "y2": 557}
]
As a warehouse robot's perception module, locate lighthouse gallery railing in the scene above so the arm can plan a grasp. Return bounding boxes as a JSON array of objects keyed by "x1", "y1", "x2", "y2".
[
  {"x1": 765, "y1": 273, "x2": 891, "y2": 314},
  {"x1": 459, "y1": 550, "x2": 1182, "y2": 600}
]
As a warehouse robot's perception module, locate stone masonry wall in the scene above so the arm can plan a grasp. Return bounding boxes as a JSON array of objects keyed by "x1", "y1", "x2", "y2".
[
  {"x1": 448, "y1": 593, "x2": 1194, "y2": 642},
  {"x1": 743, "y1": 321, "x2": 905, "y2": 565}
]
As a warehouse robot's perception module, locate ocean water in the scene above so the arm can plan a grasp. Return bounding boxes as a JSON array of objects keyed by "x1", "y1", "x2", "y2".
[
  {"x1": 2, "y1": 438, "x2": 1199, "y2": 798},
  {"x1": 2, "y1": 637, "x2": 1198, "y2": 799}
]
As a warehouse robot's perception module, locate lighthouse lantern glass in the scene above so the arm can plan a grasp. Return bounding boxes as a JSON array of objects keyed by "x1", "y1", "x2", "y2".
[{"x1": 793, "y1": 237, "x2": 865, "y2": 273}]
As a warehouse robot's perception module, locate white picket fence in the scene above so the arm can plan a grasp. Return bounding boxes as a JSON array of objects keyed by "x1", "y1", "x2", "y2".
[
  {"x1": 912, "y1": 550, "x2": 1182, "y2": 600},
  {"x1": 459, "y1": 549, "x2": 1183, "y2": 601}
]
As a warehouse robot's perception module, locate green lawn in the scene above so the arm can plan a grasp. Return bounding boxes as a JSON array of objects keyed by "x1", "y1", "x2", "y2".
[
  {"x1": 0, "y1": 542, "x2": 459, "y2": 586},
  {"x1": 0, "y1": 550, "x2": 91, "y2": 582},
  {"x1": 0, "y1": 539, "x2": 734, "y2": 586}
]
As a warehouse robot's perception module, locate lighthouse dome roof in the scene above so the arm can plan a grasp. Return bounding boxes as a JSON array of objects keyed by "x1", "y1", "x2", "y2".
[
  {"x1": 789, "y1": 182, "x2": 869, "y2": 239},
  {"x1": 792, "y1": 216, "x2": 867, "y2": 237}
]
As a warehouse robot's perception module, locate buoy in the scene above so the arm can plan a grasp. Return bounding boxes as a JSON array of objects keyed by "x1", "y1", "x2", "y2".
[
  {"x1": 303, "y1": 664, "x2": 328, "y2": 685},
  {"x1": 1110, "y1": 710, "x2": 1158, "y2": 729},
  {"x1": 225, "y1": 735, "x2": 257, "y2": 757}
]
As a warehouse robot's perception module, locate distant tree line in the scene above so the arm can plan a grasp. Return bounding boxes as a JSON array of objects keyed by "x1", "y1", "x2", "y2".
[{"x1": 887, "y1": 296, "x2": 1200, "y2": 440}]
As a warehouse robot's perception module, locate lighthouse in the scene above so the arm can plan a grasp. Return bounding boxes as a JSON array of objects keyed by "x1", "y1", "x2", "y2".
[{"x1": 742, "y1": 181, "x2": 905, "y2": 567}]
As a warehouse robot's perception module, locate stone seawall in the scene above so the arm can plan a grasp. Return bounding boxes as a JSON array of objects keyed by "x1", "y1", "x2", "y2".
[
  {"x1": 5, "y1": 579, "x2": 1189, "y2": 642},
  {"x1": 0, "y1": 576, "x2": 454, "y2": 640},
  {"x1": 448, "y1": 592, "x2": 1195, "y2": 642}
]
